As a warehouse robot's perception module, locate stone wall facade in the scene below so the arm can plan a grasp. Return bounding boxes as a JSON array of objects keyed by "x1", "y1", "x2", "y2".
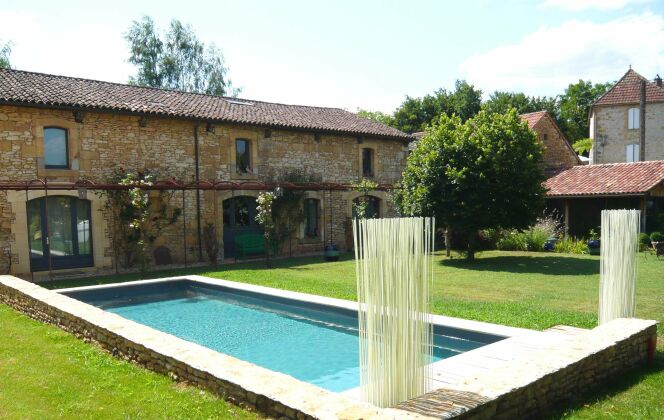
[
  {"x1": 0, "y1": 105, "x2": 407, "y2": 278},
  {"x1": 591, "y1": 103, "x2": 664, "y2": 164},
  {"x1": 531, "y1": 115, "x2": 580, "y2": 175}
]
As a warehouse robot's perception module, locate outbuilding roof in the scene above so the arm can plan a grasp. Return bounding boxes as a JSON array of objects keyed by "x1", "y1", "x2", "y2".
[
  {"x1": 0, "y1": 68, "x2": 412, "y2": 141},
  {"x1": 544, "y1": 160, "x2": 664, "y2": 197}
]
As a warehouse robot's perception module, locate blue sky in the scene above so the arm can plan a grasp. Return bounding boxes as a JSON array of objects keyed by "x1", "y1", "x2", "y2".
[{"x1": 1, "y1": 0, "x2": 663, "y2": 112}]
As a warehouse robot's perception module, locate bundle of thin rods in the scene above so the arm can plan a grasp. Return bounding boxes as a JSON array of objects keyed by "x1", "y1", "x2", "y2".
[
  {"x1": 353, "y1": 217, "x2": 434, "y2": 407},
  {"x1": 598, "y1": 209, "x2": 640, "y2": 325}
]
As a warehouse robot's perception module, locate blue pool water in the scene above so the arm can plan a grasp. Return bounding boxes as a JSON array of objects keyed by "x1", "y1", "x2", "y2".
[{"x1": 64, "y1": 281, "x2": 500, "y2": 392}]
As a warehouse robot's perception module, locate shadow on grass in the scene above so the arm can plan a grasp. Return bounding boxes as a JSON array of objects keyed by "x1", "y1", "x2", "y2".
[
  {"x1": 440, "y1": 255, "x2": 599, "y2": 276},
  {"x1": 544, "y1": 349, "x2": 664, "y2": 419}
]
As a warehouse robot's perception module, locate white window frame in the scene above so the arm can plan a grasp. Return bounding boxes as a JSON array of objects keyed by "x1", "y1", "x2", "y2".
[
  {"x1": 626, "y1": 143, "x2": 640, "y2": 162},
  {"x1": 627, "y1": 108, "x2": 640, "y2": 130}
]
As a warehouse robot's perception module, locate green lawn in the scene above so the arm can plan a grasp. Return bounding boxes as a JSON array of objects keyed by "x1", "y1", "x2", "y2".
[
  {"x1": 2, "y1": 250, "x2": 662, "y2": 418},
  {"x1": 0, "y1": 304, "x2": 259, "y2": 419}
]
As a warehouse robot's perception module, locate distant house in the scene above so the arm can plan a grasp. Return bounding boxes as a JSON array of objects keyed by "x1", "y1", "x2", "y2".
[
  {"x1": 520, "y1": 111, "x2": 581, "y2": 176},
  {"x1": 409, "y1": 112, "x2": 580, "y2": 177},
  {"x1": 590, "y1": 69, "x2": 664, "y2": 164}
]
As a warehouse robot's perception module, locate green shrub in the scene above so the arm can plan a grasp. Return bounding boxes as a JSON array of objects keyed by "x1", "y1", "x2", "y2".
[
  {"x1": 554, "y1": 237, "x2": 588, "y2": 254},
  {"x1": 494, "y1": 212, "x2": 561, "y2": 252},
  {"x1": 650, "y1": 231, "x2": 664, "y2": 243},
  {"x1": 496, "y1": 231, "x2": 527, "y2": 251},
  {"x1": 639, "y1": 232, "x2": 651, "y2": 251}
]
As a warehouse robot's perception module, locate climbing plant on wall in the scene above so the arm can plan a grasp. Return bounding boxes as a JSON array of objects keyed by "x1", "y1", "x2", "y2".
[{"x1": 99, "y1": 168, "x2": 181, "y2": 271}]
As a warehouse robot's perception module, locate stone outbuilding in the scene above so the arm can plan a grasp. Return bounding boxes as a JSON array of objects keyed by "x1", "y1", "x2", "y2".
[
  {"x1": 545, "y1": 160, "x2": 664, "y2": 236},
  {"x1": 519, "y1": 111, "x2": 581, "y2": 176},
  {"x1": 0, "y1": 68, "x2": 412, "y2": 279}
]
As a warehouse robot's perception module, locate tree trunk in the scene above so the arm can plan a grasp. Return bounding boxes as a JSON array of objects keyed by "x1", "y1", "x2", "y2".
[
  {"x1": 466, "y1": 232, "x2": 476, "y2": 261},
  {"x1": 445, "y1": 227, "x2": 451, "y2": 257}
]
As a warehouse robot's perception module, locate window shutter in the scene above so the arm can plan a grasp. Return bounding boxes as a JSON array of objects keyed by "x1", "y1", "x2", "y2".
[{"x1": 628, "y1": 108, "x2": 640, "y2": 130}]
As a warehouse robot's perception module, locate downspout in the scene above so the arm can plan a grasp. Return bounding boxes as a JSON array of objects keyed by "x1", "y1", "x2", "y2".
[
  {"x1": 639, "y1": 80, "x2": 646, "y2": 161},
  {"x1": 194, "y1": 121, "x2": 203, "y2": 261}
]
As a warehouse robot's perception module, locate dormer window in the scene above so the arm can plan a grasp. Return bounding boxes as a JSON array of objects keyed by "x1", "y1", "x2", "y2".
[
  {"x1": 44, "y1": 127, "x2": 69, "y2": 168},
  {"x1": 628, "y1": 108, "x2": 640, "y2": 130}
]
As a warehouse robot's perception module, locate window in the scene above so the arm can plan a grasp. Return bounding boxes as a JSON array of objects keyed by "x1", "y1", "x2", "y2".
[
  {"x1": 235, "y1": 139, "x2": 251, "y2": 173},
  {"x1": 44, "y1": 127, "x2": 69, "y2": 168},
  {"x1": 626, "y1": 143, "x2": 640, "y2": 162},
  {"x1": 628, "y1": 108, "x2": 640, "y2": 130},
  {"x1": 352, "y1": 196, "x2": 380, "y2": 219},
  {"x1": 304, "y1": 198, "x2": 319, "y2": 238},
  {"x1": 27, "y1": 196, "x2": 92, "y2": 271},
  {"x1": 362, "y1": 148, "x2": 374, "y2": 178}
]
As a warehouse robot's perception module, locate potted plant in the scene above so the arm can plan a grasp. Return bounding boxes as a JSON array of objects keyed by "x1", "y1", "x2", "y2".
[
  {"x1": 324, "y1": 242, "x2": 340, "y2": 262},
  {"x1": 588, "y1": 228, "x2": 600, "y2": 255}
]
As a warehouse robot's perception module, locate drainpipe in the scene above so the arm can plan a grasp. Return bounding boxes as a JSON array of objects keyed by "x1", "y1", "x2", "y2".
[
  {"x1": 194, "y1": 121, "x2": 203, "y2": 261},
  {"x1": 640, "y1": 80, "x2": 646, "y2": 161}
]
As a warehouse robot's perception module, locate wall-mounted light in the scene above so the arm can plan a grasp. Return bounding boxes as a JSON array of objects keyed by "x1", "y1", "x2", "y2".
[
  {"x1": 138, "y1": 116, "x2": 148, "y2": 127},
  {"x1": 274, "y1": 186, "x2": 283, "y2": 197},
  {"x1": 314, "y1": 133, "x2": 321, "y2": 143},
  {"x1": 356, "y1": 136, "x2": 364, "y2": 144},
  {"x1": 206, "y1": 122, "x2": 215, "y2": 133},
  {"x1": 264, "y1": 129, "x2": 272, "y2": 138}
]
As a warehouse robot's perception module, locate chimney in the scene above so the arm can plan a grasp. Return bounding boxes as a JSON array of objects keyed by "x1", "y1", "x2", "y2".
[
  {"x1": 656, "y1": 74, "x2": 662, "y2": 87},
  {"x1": 640, "y1": 80, "x2": 646, "y2": 161}
]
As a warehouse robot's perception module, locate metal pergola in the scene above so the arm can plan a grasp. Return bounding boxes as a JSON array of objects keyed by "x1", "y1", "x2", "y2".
[{"x1": 1, "y1": 178, "x2": 394, "y2": 281}]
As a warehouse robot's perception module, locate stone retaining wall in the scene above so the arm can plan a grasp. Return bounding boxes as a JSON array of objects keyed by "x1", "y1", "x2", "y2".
[{"x1": 0, "y1": 275, "x2": 428, "y2": 420}]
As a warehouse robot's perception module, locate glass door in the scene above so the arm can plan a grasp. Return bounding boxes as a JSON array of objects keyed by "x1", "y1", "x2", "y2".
[{"x1": 28, "y1": 196, "x2": 93, "y2": 271}]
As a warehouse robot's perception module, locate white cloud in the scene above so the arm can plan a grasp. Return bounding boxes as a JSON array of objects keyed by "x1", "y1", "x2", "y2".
[
  {"x1": 540, "y1": 0, "x2": 651, "y2": 11},
  {"x1": 459, "y1": 13, "x2": 664, "y2": 97}
]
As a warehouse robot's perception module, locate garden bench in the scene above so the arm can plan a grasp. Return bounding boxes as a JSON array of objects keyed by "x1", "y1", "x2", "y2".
[{"x1": 234, "y1": 233, "x2": 267, "y2": 261}]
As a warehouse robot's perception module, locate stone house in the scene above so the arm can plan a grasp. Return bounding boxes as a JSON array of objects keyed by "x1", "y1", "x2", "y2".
[
  {"x1": 0, "y1": 68, "x2": 411, "y2": 279},
  {"x1": 590, "y1": 68, "x2": 664, "y2": 164},
  {"x1": 519, "y1": 111, "x2": 581, "y2": 176}
]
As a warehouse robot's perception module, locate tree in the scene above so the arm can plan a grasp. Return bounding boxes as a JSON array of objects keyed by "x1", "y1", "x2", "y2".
[
  {"x1": 356, "y1": 109, "x2": 394, "y2": 127},
  {"x1": 558, "y1": 80, "x2": 612, "y2": 142},
  {"x1": 125, "y1": 16, "x2": 238, "y2": 96},
  {"x1": 391, "y1": 80, "x2": 482, "y2": 133},
  {"x1": 0, "y1": 40, "x2": 12, "y2": 69},
  {"x1": 482, "y1": 91, "x2": 558, "y2": 117},
  {"x1": 572, "y1": 138, "x2": 593, "y2": 156},
  {"x1": 394, "y1": 109, "x2": 546, "y2": 260}
]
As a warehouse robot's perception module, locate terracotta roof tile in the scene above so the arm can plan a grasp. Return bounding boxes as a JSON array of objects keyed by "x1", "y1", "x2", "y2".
[
  {"x1": 519, "y1": 110, "x2": 548, "y2": 129},
  {"x1": 0, "y1": 68, "x2": 412, "y2": 141},
  {"x1": 544, "y1": 160, "x2": 664, "y2": 197},
  {"x1": 594, "y1": 69, "x2": 664, "y2": 107}
]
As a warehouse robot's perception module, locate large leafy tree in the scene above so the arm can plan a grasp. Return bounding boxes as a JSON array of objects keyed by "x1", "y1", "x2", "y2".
[
  {"x1": 356, "y1": 109, "x2": 395, "y2": 127},
  {"x1": 394, "y1": 109, "x2": 546, "y2": 260},
  {"x1": 391, "y1": 80, "x2": 482, "y2": 133},
  {"x1": 0, "y1": 40, "x2": 11, "y2": 69},
  {"x1": 125, "y1": 16, "x2": 238, "y2": 96},
  {"x1": 558, "y1": 80, "x2": 612, "y2": 142},
  {"x1": 482, "y1": 91, "x2": 558, "y2": 117}
]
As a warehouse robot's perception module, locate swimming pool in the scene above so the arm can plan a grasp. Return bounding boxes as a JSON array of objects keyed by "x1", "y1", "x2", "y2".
[{"x1": 61, "y1": 279, "x2": 505, "y2": 392}]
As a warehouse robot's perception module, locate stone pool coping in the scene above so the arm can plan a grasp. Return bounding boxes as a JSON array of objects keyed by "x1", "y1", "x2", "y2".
[
  {"x1": 1, "y1": 274, "x2": 432, "y2": 419},
  {"x1": 1, "y1": 274, "x2": 658, "y2": 419}
]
